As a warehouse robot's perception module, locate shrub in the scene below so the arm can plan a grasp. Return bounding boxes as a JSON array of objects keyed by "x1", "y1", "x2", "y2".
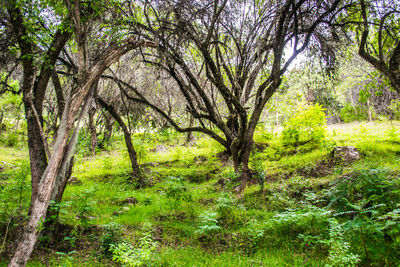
[
  {"x1": 388, "y1": 99, "x2": 400, "y2": 120},
  {"x1": 164, "y1": 177, "x2": 191, "y2": 208},
  {"x1": 110, "y1": 231, "x2": 157, "y2": 267},
  {"x1": 133, "y1": 139, "x2": 149, "y2": 164},
  {"x1": 72, "y1": 187, "x2": 97, "y2": 228},
  {"x1": 241, "y1": 219, "x2": 265, "y2": 254},
  {"x1": 101, "y1": 222, "x2": 123, "y2": 255},
  {"x1": 195, "y1": 210, "x2": 221, "y2": 235},
  {"x1": 340, "y1": 103, "x2": 367, "y2": 123},
  {"x1": 326, "y1": 168, "x2": 399, "y2": 213},
  {"x1": 282, "y1": 103, "x2": 327, "y2": 147},
  {"x1": 325, "y1": 219, "x2": 360, "y2": 267},
  {"x1": 216, "y1": 192, "x2": 236, "y2": 226}
]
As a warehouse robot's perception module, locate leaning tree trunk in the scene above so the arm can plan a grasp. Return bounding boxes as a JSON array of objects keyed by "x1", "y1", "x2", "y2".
[
  {"x1": 97, "y1": 96, "x2": 140, "y2": 178},
  {"x1": 0, "y1": 112, "x2": 3, "y2": 137},
  {"x1": 8, "y1": 36, "x2": 153, "y2": 266},
  {"x1": 88, "y1": 99, "x2": 97, "y2": 157},
  {"x1": 8, "y1": 85, "x2": 92, "y2": 266}
]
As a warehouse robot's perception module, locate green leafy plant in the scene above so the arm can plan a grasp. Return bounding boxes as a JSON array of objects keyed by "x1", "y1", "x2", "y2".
[
  {"x1": 251, "y1": 158, "x2": 266, "y2": 192},
  {"x1": 282, "y1": 103, "x2": 327, "y2": 147},
  {"x1": 340, "y1": 103, "x2": 367, "y2": 123},
  {"x1": 388, "y1": 99, "x2": 400, "y2": 120},
  {"x1": 72, "y1": 187, "x2": 97, "y2": 228},
  {"x1": 325, "y1": 219, "x2": 360, "y2": 267},
  {"x1": 215, "y1": 192, "x2": 236, "y2": 226},
  {"x1": 242, "y1": 219, "x2": 265, "y2": 255},
  {"x1": 385, "y1": 126, "x2": 400, "y2": 143},
  {"x1": 164, "y1": 176, "x2": 191, "y2": 209},
  {"x1": 195, "y1": 210, "x2": 221, "y2": 235},
  {"x1": 102, "y1": 155, "x2": 113, "y2": 171},
  {"x1": 110, "y1": 231, "x2": 157, "y2": 267},
  {"x1": 133, "y1": 139, "x2": 149, "y2": 164},
  {"x1": 101, "y1": 222, "x2": 123, "y2": 255}
]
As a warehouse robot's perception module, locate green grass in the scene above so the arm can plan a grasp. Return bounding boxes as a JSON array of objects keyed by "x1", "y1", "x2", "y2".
[{"x1": 1, "y1": 121, "x2": 400, "y2": 266}]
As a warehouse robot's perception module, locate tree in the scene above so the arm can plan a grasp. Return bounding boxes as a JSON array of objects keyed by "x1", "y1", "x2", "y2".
[
  {"x1": 121, "y1": 0, "x2": 343, "y2": 192},
  {"x1": 351, "y1": 0, "x2": 400, "y2": 94},
  {"x1": 4, "y1": 1, "x2": 155, "y2": 265},
  {"x1": 96, "y1": 93, "x2": 141, "y2": 179}
]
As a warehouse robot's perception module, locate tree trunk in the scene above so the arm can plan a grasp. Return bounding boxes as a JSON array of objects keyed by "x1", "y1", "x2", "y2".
[
  {"x1": 97, "y1": 96, "x2": 140, "y2": 179},
  {"x1": 0, "y1": 112, "x2": 3, "y2": 137},
  {"x1": 367, "y1": 99, "x2": 373, "y2": 122},
  {"x1": 45, "y1": 157, "x2": 74, "y2": 237},
  {"x1": 185, "y1": 115, "x2": 194, "y2": 145},
  {"x1": 23, "y1": 86, "x2": 49, "y2": 217},
  {"x1": 8, "y1": 86, "x2": 91, "y2": 266},
  {"x1": 88, "y1": 105, "x2": 97, "y2": 157}
]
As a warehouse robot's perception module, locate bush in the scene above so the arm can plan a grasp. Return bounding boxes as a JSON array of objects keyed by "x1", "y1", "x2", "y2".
[
  {"x1": 282, "y1": 104, "x2": 326, "y2": 147},
  {"x1": 340, "y1": 103, "x2": 367, "y2": 123},
  {"x1": 164, "y1": 177, "x2": 191, "y2": 209},
  {"x1": 388, "y1": 99, "x2": 400, "y2": 120},
  {"x1": 241, "y1": 219, "x2": 266, "y2": 254},
  {"x1": 325, "y1": 219, "x2": 360, "y2": 267},
  {"x1": 101, "y1": 222, "x2": 123, "y2": 255},
  {"x1": 110, "y1": 231, "x2": 157, "y2": 267},
  {"x1": 326, "y1": 168, "x2": 399, "y2": 213},
  {"x1": 195, "y1": 210, "x2": 221, "y2": 235}
]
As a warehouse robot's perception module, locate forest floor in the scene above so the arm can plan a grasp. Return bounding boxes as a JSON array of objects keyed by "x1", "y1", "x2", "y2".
[{"x1": 1, "y1": 121, "x2": 400, "y2": 266}]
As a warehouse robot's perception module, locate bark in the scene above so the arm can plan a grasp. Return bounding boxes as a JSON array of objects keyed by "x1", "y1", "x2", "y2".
[
  {"x1": 99, "y1": 115, "x2": 114, "y2": 148},
  {"x1": 0, "y1": 112, "x2": 3, "y2": 137},
  {"x1": 185, "y1": 115, "x2": 194, "y2": 145},
  {"x1": 97, "y1": 96, "x2": 140, "y2": 179},
  {"x1": 88, "y1": 104, "x2": 97, "y2": 157},
  {"x1": 367, "y1": 99, "x2": 373, "y2": 122},
  {"x1": 5, "y1": 4, "x2": 71, "y2": 217},
  {"x1": 9, "y1": 37, "x2": 154, "y2": 266},
  {"x1": 359, "y1": 0, "x2": 400, "y2": 94}
]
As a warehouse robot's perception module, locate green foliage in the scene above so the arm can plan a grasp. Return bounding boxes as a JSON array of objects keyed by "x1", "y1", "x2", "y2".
[
  {"x1": 101, "y1": 222, "x2": 123, "y2": 255},
  {"x1": 282, "y1": 104, "x2": 327, "y2": 147},
  {"x1": 340, "y1": 103, "x2": 367, "y2": 123},
  {"x1": 267, "y1": 205, "x2": 331, "y2": 241},
  {"x1": 216, "y1": 192, "x2": 236, "y2": 226},
  {"x1": 1, "y1": 121, "x2": 400, "y2": 265},
  {"x1": 0, "y1": 159, "x2": 30, "y2": 223},
  {"x1": 72, "y1": 187, "x2": 97, "y2": 228},
  {"x1": 101, "y1": 155, "x2": 113, "y2": 171},
  {"x1": 110, "y1": 231, "x2": 157, "y2": 267},
  {"x1": 385, "y1": 126, "x2": 400, "y2": 143},
  {"x1": 251, "y1": 158, "x2": 266, "y2": 192},
  {"x1": 0, "y1": 88, "x2": 24, "y2": 147},
  {"x1": 133, "y1": 139, "x2": 149, "y2": 164},
  {"x1": 156, "y1": 128, "x2": 179, "y2": 143},
  {"x1": 164, "y1": 177, "x2": 191, "y2": 208},
  {"x1": 323, "y1": 168, "x2": 400, "y2": 263},
  {"x1": 195, "y1": 210, "x2": 221, "y2": 235},
  {"x1": 379, "y1": 208, "x2": 400, "y2": 251},
  {"x1": 325, "y1": 219, "x2": 360, "y2": 267},
  {"x1": 327, "y1": 168, "x2": 399, "y2": 213},
  {"x1": 241, "y1": 219, "x2": 265, "y2": 255},
  {"x1": 388, "y1": 99, "x2": 400, "y2": 120}
]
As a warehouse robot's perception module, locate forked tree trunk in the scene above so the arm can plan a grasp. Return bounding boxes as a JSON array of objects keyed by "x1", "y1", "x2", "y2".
[
  {"x1": 8, "y1": 84, "x2": 91, "y2": 266},
  {"x1": 232, "y1": 139, "x2": 254, "y2": 195}
]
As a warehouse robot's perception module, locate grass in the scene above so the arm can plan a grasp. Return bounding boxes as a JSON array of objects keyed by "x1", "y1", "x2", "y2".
[{"x1": 1, "y1": 121, "x2": 400, "y2": 266}]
